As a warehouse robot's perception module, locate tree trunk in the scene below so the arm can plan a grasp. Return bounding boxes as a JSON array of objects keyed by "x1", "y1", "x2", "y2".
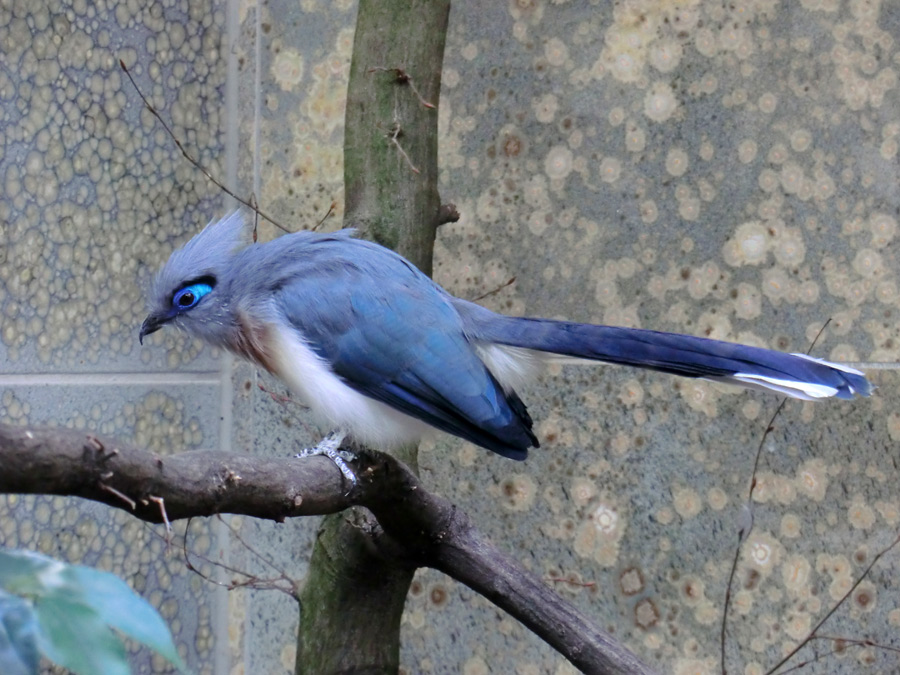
[{"x1": 295, "y1": 1, "x2": 449, "y2": 672}]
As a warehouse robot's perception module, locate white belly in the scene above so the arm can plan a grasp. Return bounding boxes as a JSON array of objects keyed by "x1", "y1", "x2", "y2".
[{"x1": 268, "y1": 324, "x2": 433, "y2": 448}]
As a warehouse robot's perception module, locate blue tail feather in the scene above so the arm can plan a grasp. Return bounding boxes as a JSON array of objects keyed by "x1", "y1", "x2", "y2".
[{"x1": 456, "y1": 301, "x2": 872, "y2": 401}]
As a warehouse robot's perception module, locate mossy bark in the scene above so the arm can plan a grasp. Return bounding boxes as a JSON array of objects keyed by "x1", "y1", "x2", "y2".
[{"x1": 342, "y1": 0, "x2": 448, "y2": 275}]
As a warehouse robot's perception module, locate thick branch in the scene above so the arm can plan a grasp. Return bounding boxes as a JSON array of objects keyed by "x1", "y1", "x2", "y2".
[
  {"x1": 362, "y1": 456, "x2": 656, "y2": 675},
  {"x1": 0, "y1": 423, "x2": 655, "y2": 674},
  {"x1": 0, "y1": 424, "x2": 349, "y2": 522}
]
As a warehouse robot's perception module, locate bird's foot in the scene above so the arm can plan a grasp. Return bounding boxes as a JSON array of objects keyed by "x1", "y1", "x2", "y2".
[{"x1": 295, "y1": 431, "x2": 357, "y2": 488}]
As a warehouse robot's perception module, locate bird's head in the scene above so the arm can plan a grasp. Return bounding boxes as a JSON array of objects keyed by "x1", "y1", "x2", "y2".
[{"x1": 140, "y1": 211, "x2": 250, "y2": 345}]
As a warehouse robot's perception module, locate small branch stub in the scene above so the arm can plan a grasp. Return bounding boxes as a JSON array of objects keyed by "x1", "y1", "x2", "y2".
[{"x1": 438, "y1": 203, "x2": 460, "y2": 225}]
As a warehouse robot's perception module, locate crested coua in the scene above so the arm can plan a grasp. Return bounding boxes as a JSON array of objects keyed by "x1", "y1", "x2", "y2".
[{"x1": 141, "y1": 212, "x2": 872, "y2": 462}]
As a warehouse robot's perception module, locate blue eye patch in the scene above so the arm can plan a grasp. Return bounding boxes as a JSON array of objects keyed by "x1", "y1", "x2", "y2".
[{"x1": 172, "y1": 278, "x2": 215, "y2": 310}]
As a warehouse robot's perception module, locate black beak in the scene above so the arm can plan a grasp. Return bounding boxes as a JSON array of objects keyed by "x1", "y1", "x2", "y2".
[{"x1": 139, "y1": 315, "x2": 167, "y2": 344}]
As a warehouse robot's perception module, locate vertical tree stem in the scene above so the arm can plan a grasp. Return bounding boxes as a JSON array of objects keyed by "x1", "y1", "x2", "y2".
[
  {"x1": 342, "y1": 0, "x2": 448, "y2": 275},
  {"x1": 296, "y1": 1, "x2": 449, "y2": 672}
]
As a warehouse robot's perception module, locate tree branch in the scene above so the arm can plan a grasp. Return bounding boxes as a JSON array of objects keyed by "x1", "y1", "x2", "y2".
[
  {"x1": 0, "y1": 424, "x2": 349, "y2": 522},
  {"x1": 0, "y1": 423, "x2": 655, "y2": 674}
]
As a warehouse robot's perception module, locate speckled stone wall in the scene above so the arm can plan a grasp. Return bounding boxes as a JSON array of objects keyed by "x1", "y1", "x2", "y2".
[
  {"x1": 0, "y1": 0, "x2": 229, "y2": 672},
  {"x1": 3, "y1": 0, "x2": 899, "y2": 674},
  {"x1": 425, "y1": 2, "x2": 899, "y2": 673},
  {"x1": 239, "y1": 1, "x2": 900, "y2": 674}
]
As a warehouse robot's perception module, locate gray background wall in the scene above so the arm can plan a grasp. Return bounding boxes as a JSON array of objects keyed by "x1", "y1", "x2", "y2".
[{"x1": 1, "y1": 0, "x2": 898, "y2": 673}]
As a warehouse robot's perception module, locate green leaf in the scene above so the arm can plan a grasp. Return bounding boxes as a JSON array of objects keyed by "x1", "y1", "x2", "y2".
[
  {"x1": 0, "y1": 549, "x2": 190, "y2": 674},
  {"x1": 60, "y1": 565, "x2": 188, "y2": 673},
  {"x1": 0, "y1": 590, "x2": 39, "y2": 675},
  {"x1": 0, "y1": 549, "x2": 64, "y2": 597},
  {"x1": 34, "y1": 596, "x2": 129, "y2": 675}
]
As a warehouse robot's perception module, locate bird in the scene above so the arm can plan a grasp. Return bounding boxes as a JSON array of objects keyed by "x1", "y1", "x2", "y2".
[{"x1": 140, "y1": 211, "x2": 872, "y2": 468}]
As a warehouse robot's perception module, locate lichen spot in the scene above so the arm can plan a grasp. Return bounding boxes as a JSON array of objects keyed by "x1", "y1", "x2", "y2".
[
  {"x1": 665, "y1": 148, "x2": 689, "y2": 177},
  {"x1": 571, "y1": 477, "x2": 598, "y2": 506},
  {"x1": 619, "y1": 567, "x2": 644, "y2": 596},
  {"x1": 852, "y1": 248, "x2": 883, "y2": 278},
  {"x1": 635, "y1": 598, "x2": 659, "y2": 629},
  {"x1": 649, "y1": 40, "x2": 682, "y2": 73},
  {"x1": 707, "y1": 487, "x2": 727, "y2": 511},
  {"x1": 782, "y1": 555, "x2": 811, "y2": 593},
  {"x1": 737, "y1": 139, "x2": 758, "y2": 164},
  {"x1": 599, "y1": 156, "x2": 622, "y2": 183},
  {"x1": 272, "y1": 49, "x2": 305, "y2": 91},
  {"x1": 785, "y1": 612, "x2": 811, "y2": 641},
  {"x1": 618, "y1": 379, "x2": 644, "y2": 407},
  {"x1": 723, "y1": 221, "x2": 769, "y2": 267},
  {"x1": 672, "y1": 487, "x2": 702, "y2": 519},
  {"x1": 625, "y1": 122, "x2": 646, "y2": 152},
  {"x1": 746, "y1": 533, "x2": 779, "y2": 572},
  {"x1": 752, "y1": 541, "x2": 772, "y2": 567},
  {"x1": 869, "y1": 213, "x2": 897, "y2": 248},
  {"x1": 852, "y1": 581, "x2": 877, "y2": 613},
  {"x1": 679, "y1": 380, "x2": 718, "y2": 417},
  {"x1": 544, "y1": 37, "x2": 568, "y2": 67},
  {"x1": 639, "y1": 199, "x2": 658, "y2": 224},
  {"x1": 758, "y1": 91, "x2": 778, "y2": 113},
  {"x1": 533, "y1": 93, "x2": 558, "y2": 123},
  {"x1": 796, "y1": 459, "x2": 828, "y2": 502},
  {"x1": 429, "y1": 585, "x2": 448, "y2": 607},
  {"x1": 499, "y1": 473, "x2": 537, "y2": 512},
  {"x1": 592, "y1": 504, "x2": 619, "y2": 534},
  {"x1": 790, "y1": 128, "x2": 813, "y2": 152},
  {"x1": 643, "y1": 82, "x2": 678, "y2": 123},
  {"x1": 678, "y1": 575, "x2": 705, "y2": 607},
  {"x1": 848, "y1": 499, "x2": 876, "y2": 529},
  {"x1": 463, "y1": 656, "x2": 489, "y2": 675},
  {"x1": 780, "y1": 513, "x2": 802, "y2": 538},
  {"x1": 732, "y1": 283, "x2": 762, "y2": 320},
  {"x1": 544, "y1": 145, "x2": 574, "y2": 180}
]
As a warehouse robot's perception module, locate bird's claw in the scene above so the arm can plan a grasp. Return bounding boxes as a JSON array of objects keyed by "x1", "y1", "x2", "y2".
[{"x1": 295, "y1": 431, "x2": 357, "y2": 489}]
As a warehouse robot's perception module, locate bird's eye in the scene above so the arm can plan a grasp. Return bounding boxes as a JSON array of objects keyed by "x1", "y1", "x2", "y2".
[{"x1": 173, "y1": 283, "x2": 213, "y2": 310}]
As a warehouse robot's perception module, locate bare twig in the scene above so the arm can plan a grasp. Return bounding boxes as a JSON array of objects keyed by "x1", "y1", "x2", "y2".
[
  {"x1": 721, "y1": 321, "x2": 832, "y2": 674},
  {"x1": 314, "y1": 201, "x2": 337, "y2": 231},
  {"x1": 217, "y1": 515, "x2": 288, "y2": 577},
  {"x1": 214, "y1": 515, "x2": 300, "y2": 595},
  {"x1": 119, "y1": 60, "x2": 291, "y2": 234},
  {"x1": 774, "y1": 634, "x2": 900, "y2": 674},
  {"x1": 248, "y1": 192, "x2": 260, "y2": 242},
  {"x1": 368, "y1": 67, "x2": 436, "y2": 109},
  {"x1": 389, "y1": 123, "x2": 420, "y2": 174},
  {"x1": 98, "y1": 482, "x2": 137, "y2": 510},
  {"x1": 148, "y1": 495, "x2": 172, "y2": 544},
  {"x1": 546, "y1": 576, "x2": 596, "y2": 588},
  {"x1": 257, "y1": 382, "x2": 295, "y2": 407},
  {"x1": 767, "y1": 533, "x2": 900, "y2": 674},
  {"x1": 472, "y1": 276, "x2": 516, "y2": 302},
  {"x1": 772, "y1": 642, "x2": 849, "y2": 675},
  {"x1": 810, "y1": 635, "x2": 900, "y2": 655},
  {"x1": 179, "y1": 516, "x2": 298, "y2": 596}
]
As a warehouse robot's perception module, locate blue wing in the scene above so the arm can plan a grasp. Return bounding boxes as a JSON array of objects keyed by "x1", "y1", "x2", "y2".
[{"x1": 268, "y1": 238, "x2": 538, "y2": 459}]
